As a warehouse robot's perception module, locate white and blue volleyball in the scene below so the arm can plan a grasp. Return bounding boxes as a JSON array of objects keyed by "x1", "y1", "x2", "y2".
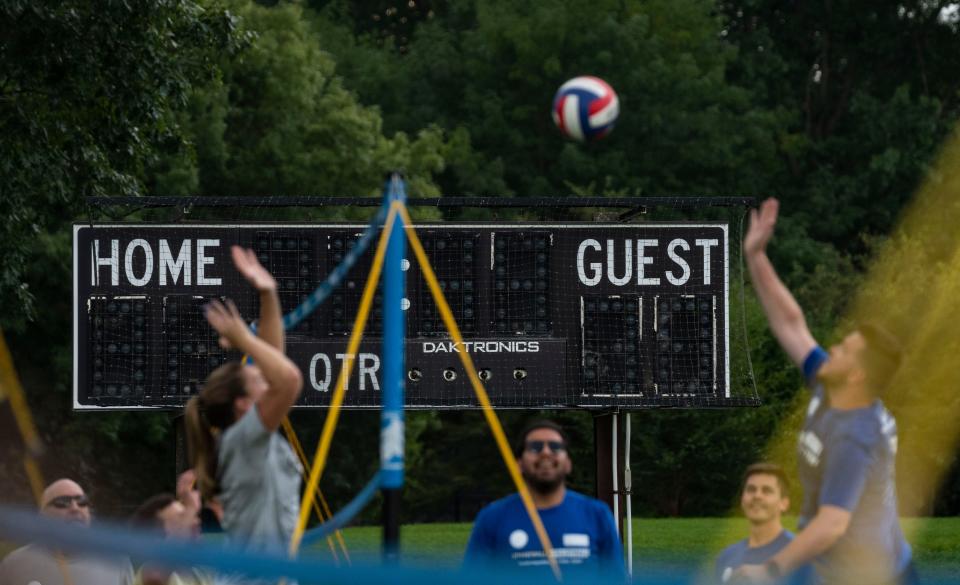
[{"x1": 552, "y1": 76, "x2": 619, "y2": 142}]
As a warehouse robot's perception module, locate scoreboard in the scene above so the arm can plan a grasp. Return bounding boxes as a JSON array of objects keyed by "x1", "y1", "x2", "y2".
[{"x1": 73, "y1": 223, "x2": 733, "y2": 410}]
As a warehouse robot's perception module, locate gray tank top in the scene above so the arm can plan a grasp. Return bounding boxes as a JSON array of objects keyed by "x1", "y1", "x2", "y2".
[{"x1": 218, "y1": 406, "x2": 302, "y2": 554}]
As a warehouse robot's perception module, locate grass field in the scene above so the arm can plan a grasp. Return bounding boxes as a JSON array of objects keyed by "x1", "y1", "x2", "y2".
[
  {"x1": 3, "y1": 517, "x2": 957, "y2": 579},
  {"x1": 328, "y1": 517, "x2": 960, "y2": 577}
]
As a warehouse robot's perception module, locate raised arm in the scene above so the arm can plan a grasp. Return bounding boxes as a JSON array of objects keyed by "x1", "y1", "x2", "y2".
[
  {"x1": 744, "y1": 199, "x2": 818, "y2": 367},
  {"x1": 231, "y1": 246, "x2": 284, "y2": 352},
  {"x1": 175, "y1": 469, "x2": 202, "y2": 537},
  {"x1": 204, "y1": 299, "x2": 302, "y2": 432}
]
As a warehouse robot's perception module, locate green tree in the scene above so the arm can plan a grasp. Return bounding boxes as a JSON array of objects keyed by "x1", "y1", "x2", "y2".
[
  {"x1": 0, "y1": 0, "x2": 243, "y2": 509},
  {"x1": 1, "y1": 0, "x2": 452, "y2": 512},
  {"x1": 313, "y1": 0, "x2": 788, "y2": 203},
  {"x1": 153, "y1": 0, "x2": 450, "y2": 208},
  {"x1": 0, "y1": 0, "x2": 243, "y2": 329},
  {"x1": 718, "y1": 0, "x2": 959, "y2": 255}
]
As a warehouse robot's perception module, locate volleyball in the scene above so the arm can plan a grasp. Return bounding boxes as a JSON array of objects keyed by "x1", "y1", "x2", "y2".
[{"x1": 551, "y1": 76, "x2": 619, "y2": 142}]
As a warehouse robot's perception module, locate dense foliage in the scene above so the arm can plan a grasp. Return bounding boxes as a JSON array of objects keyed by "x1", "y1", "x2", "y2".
[{"x1": 2, "y1": 0, "x2": 959, "y2": 520}]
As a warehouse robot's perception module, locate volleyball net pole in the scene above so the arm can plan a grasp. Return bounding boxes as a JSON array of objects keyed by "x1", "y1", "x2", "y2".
[
  {"x1": 288, "y1": 202, "x2": 399, "y2": 557},
  {"x1": 381, "y1": 173, "x2": 407, "y2": 562}
]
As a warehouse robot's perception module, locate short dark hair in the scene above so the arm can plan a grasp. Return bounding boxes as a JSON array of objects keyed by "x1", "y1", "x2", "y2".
[
  {"x1": 514, "y1": 419, "x2": 569, "y2": 457},
  {"x1": 131, "y1": 493, "x2": 177, "y2": 533},
  {"x1": 858, "y1": 322, "x2": 903, "y2": 395},
  {"x1": 742, "y1": 463, "x2": 789, "y2": 496}
]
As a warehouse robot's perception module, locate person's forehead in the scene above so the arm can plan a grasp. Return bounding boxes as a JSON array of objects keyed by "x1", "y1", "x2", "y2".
[
  {"x1": 44, "y1": 480, "x2": 85, "y2": 501},
  {"x1": 525, "y1": 427, "x2": 564, "y2": 442},
  {"x1": 745, "y1": 472, "x2": 780, "y2": 489}
]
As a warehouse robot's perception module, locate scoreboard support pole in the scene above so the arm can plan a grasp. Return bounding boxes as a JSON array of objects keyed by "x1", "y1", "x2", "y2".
[
  {"x1": 173, "y1": 414, "x2": 187, "y2": 475},
  {"x1": 594, "y1": 412, "x2": 626, "y2": 538},
  {"x1": 381, "y1": 174, "x2": 407, "y2": 563},
  {"x1": 624, "y1": 412, "x2": 634, "y2": 576}
]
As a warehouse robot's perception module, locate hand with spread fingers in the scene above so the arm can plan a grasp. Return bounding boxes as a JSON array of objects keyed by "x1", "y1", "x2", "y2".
[
  {"x1": 743, "y1": 197, "x2": 779, "y2": 257},
  {"x1": 232, "y1": 245, "x2": 277, "y2": 293},
  {"x1": 203, "y1": 298, "x2": 251, "y2": 350}
]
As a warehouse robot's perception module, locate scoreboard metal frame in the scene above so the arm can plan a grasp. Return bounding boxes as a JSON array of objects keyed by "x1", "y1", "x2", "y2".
[{"x1": 73, "y1": 222, "x2": 734, "y2": 410}]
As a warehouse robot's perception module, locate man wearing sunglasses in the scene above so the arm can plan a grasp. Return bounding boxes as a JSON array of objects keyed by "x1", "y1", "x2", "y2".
[
  {"x1": 0, "y1": 479, "x2": 133, "y2": 585},
  {"x1": 464, "y1": 420, "x2": 624, "y2": 579}
]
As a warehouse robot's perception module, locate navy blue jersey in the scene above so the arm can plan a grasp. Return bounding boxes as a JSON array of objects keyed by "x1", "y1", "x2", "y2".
[
  {"x1": 464, "y1": 489, "x2": 624, "y2": 579},
  {"x1": 715, "y1": 530, "x2": 792, "y2": 583},
  {"x1": 715, "y1": 531, "x2": 814, "y2": 584},
  {"x1": 797, "y1": 347, "x2": 911, "y2": 583}
]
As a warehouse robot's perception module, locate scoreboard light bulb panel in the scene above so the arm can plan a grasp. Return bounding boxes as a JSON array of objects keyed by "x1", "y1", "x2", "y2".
[
  {"x1": 162, "y1": 295, "x2": 232, "y2": 399},
  {"x1": 491, "y1": 231, "x2": 553, "y2": 336},
  {"x1": 253, "y1": 230, "x2": 317, "y2": 335},
  {"x1": 580, "y1": 295, "x2": 644, "y2": 397},
  {"x1": 87, "y1": 295, "x2": 150, "y2": 401},
  {"x1": 326, "y1": 230, "x2": 384, "y2": 336},
  {"x1": 652, "y1": 294, "x2": 718, "y2": 396},
  {"x1": 73, "y1": 223, "x2": 736, "y2": 410},
  {"x1": 414, "y1": 231, "x2": 480, "y2": 337}
]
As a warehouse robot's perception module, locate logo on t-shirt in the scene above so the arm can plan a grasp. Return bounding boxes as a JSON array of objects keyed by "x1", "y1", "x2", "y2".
[
  {"x1": 798, "y1": 430, "x2": 823, "y2": 466},
  {"x1": 806, "y1": 395, "x2": 821, "y2": 417},
  {"x1": 509, "y1": 529, "x2": 529, "y2": 549},
  {"x1": 562, "y1": 533, "x2": 590, "y2": 547}
]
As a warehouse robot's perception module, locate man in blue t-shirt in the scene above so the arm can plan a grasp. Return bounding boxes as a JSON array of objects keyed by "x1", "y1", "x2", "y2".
[
  {"x1": 735, "y1": 199, "x2": 914, "y2": 585},
  {"x1": 464, "y1": 420, "x2": 624, "y2": 580},
  {"x1": 716, "y1": 463, "x2": 810, "y2": 583}
]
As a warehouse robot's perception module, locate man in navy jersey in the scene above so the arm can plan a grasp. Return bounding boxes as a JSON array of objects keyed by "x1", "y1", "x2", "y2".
[
  {"x1": 735, "y1": 199, "x2": 914, "y2": 585},
  {"x1": 716, "y1": 463, "x2": 812, "y2": 583},
  {"x1": 464, "y1": 420, "x2": 624, "y2": 579}
]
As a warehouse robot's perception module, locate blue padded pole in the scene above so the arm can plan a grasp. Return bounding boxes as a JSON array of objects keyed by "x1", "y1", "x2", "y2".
[{"x1": 381, "y1": 172, "x2": 406, "y2": 562}]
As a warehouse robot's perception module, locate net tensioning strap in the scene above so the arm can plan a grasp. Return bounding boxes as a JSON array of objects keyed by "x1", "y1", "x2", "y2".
[{"x1": 281, "y1": 418, "x2": 350, "y2": 564}]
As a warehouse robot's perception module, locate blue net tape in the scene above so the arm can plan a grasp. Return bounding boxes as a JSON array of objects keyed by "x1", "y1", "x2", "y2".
[
  {"x1": 301, "y1": 472, "x2": 381, "y2": 546},
  {"x1": 0, "y1": 505, "x2": 682, "y2": 585}
]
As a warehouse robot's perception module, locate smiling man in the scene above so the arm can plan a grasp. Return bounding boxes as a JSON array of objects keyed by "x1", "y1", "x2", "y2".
[
  {"x1": 716, "y1": 463, "x2": 812, "y2": 583},
  {"x1": 0, "y1": 478, "x2": 133, "y2": 585},
  {"x1": 464, "y1": 420, "x2": 624, "y2": 579}
]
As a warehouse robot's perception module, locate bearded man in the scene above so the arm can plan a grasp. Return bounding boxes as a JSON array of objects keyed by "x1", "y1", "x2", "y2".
[{"x1": 464, "y1": 420, "x2": 624, "y2": 579}]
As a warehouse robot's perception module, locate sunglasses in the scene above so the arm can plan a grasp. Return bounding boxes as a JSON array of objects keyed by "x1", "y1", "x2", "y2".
[
  {"x1": 525, "y1": 440, "x2": 567, "y2": 454},
  {"x1": 46, "y1": 495, "x2": 90, "y2": 509}
]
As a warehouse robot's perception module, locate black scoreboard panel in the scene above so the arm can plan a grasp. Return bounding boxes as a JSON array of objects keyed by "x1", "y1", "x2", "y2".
[{"x1": 73, "y1": 223, "x2": 731, "y2": 410}]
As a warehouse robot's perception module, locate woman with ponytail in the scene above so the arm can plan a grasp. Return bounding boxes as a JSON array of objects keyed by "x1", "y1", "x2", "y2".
[{"x1": 184, "y1": 246, "x2": 303, "y2": 554}]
